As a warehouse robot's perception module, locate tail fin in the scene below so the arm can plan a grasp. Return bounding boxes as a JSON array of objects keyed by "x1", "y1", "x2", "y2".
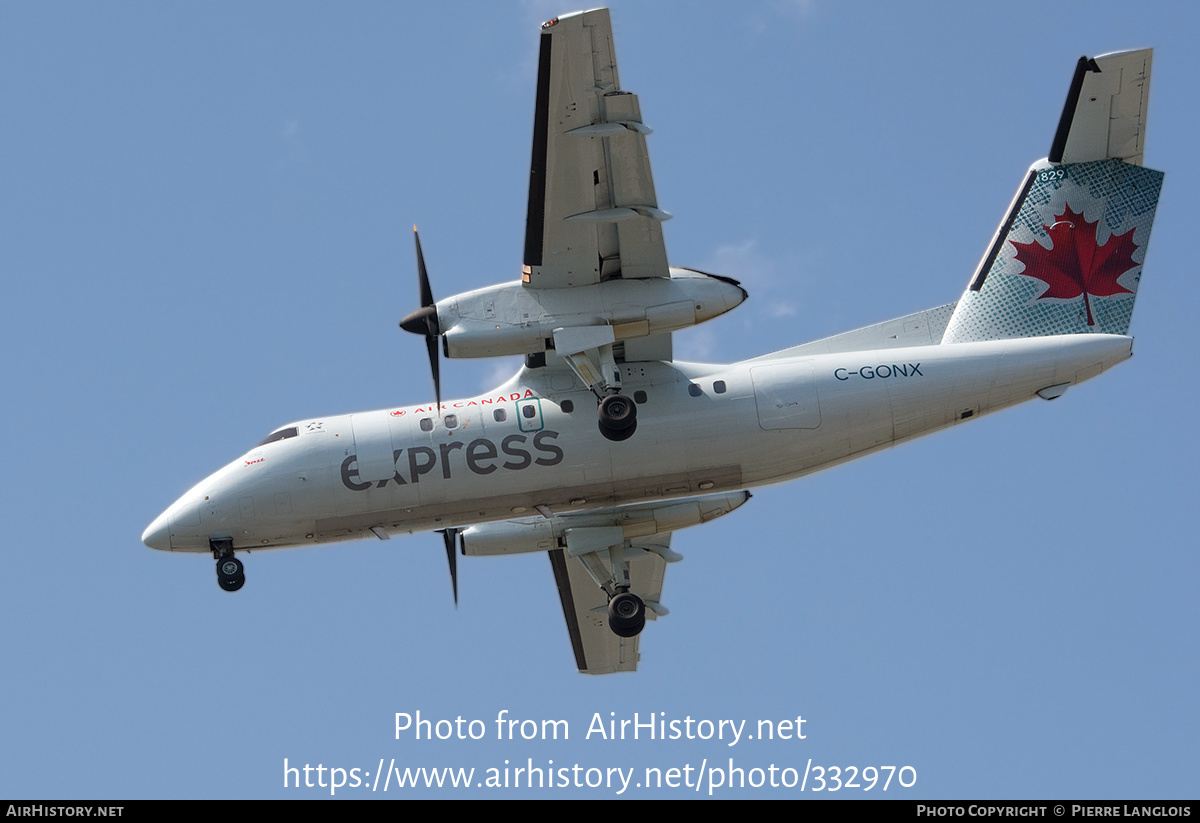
[{"x1": 942, "y1": 49, "x2": 1163, "y2": 344}]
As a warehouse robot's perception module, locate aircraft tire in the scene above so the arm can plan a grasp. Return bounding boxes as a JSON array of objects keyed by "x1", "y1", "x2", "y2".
[
  {"x1": 218, "y1": 574, "x2": 245, "y2": 592},
  {"x1": 609, "y1": 613, "x2": 645, "y2": 638},
  {"x1": 598, "y1": 394, "x2": 637, "y2": 431},
  {"x1": 598, "y1": 418, "x2": 636, "y2": 441},
  {"x1": 608, "y1": 591, "x2": 645, "y2": 637},
  {"x1": 218, "y1": 557, "x2": 244, "y2": 579}
]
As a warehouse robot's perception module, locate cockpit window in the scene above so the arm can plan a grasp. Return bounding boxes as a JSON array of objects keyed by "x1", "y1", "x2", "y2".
[{"x1": 257, "y1": 426, "x2": 298, "y2": 447}]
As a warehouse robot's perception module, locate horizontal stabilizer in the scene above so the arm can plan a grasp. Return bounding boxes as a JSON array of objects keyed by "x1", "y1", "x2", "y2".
[
  {"x1": 1050, "y1": 49, "x2": 1152, "y2": 166},
  {"x1": 749, "y1": 304, "x2": 957, "y2": 361}
]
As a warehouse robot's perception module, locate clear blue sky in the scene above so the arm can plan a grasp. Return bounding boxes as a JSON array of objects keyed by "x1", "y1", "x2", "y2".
[{"x1": 2, "y1": 0, "x2": 1196, "y2": 799}]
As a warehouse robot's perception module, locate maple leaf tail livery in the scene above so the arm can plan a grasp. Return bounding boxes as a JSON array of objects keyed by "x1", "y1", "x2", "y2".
[
  {"x1": 143, "y1": 8, "x2": 1164, "y2": 675},
  {"x1": 943, "y1": 49, "x2": 1162, "y2": 343}
]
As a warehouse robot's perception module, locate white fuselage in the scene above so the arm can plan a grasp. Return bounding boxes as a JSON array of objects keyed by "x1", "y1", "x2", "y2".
[{"x1": 143, "y1": 333, "x2": 1132, "y2": 554}]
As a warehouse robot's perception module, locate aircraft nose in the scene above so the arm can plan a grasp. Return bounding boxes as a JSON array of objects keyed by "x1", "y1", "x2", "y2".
[{"x1": 142, "y1": 510, "x2": 172, "y2": 551}]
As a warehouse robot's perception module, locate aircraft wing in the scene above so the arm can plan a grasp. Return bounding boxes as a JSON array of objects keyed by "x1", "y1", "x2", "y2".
[
  {"x1": 522, "y1": 8, "x2": 670, "y2": 289},
  {"x1": 459, "y1": 457, "x2": 749, "y2": 678},
  {"x1": 547, "y1": 533, "x2": 671, "y2": 674}
]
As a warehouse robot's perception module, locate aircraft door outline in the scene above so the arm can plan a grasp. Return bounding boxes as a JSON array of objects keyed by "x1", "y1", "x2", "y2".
[{"x1": 518, "y1": 398, "x2": 545, "y2": 432}]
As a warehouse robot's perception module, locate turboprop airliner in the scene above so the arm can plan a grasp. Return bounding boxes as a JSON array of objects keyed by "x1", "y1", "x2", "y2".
[{"x1": 143, "y1": 9, "x2": 1163, "y2": 674}]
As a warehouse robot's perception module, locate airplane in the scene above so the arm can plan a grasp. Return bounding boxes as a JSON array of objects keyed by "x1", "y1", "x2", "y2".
[{"x1": 143, "y1": 9, "x2": 1163, "y2": 674}]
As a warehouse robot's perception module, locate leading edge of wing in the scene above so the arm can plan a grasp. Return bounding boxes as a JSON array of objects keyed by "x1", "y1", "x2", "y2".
[{"x1": 548, "y1": 548, "x2": 590, "y2": 671}]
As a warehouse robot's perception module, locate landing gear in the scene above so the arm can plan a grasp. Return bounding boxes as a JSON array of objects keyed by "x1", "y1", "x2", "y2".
[
  {"x1": 211, "y1": 539, "x2": 245, "y2": 592},
  {"x1": 564, "y1": 530, "x2": 650, "y2": 639},
  {"x1": 598, "y1": 393, "x2": 637, "y2": 441},
  {"x1": 552, "y1": 328, "x2": 640, "y2": 442},
  {"x1": 218, "y1": 557, "x2": 243, "y2": 578},
  {"x1": 216, "y1": 556, "x2": 245, "y2": 591},
  {"x1": 607, "y1": 590, "x2": 645, "y2": 637}
]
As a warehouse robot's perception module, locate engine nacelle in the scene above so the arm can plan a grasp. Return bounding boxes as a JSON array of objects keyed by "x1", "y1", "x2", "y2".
[
  {"x1": 460, "y1": 519, "x2": 557, "y2": 557},
  {"x1": 438, "y1": 268, "x2": 747, "y2": 359},
  {"x1": 460, "y1": 491, "x2": 750, "y2": 556}
]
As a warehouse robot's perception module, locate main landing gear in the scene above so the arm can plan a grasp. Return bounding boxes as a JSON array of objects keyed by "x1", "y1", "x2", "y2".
[
  {"x1": 597, "y1": 393, "x2": 637, "y2": 441},
  {"x1": 211, "y1": 538, "x2": 245, "y2": 592},
  {"x1": 568, "y1": 531, "x2": 649, "y2": 638},
  {"x1": 552, "y1": 328, "x2": 639, "y2": 443},
  {"x1": 607, "y1": 589, "x2": 646, "y2": 637}
]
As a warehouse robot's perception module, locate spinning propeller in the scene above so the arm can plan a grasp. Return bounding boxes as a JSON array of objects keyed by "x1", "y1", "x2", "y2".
[{"x1": 398, "y1": 227, "x2": 442, "y2": 414}]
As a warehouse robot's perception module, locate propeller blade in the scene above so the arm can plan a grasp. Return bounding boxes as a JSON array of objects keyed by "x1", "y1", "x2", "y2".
[
  {"x1": 427, "y1": 333, "x2": 441, "y2": 413},
  {"x1": 414, "y1": 226, "x2": 434, "y2": 310},
  {"x1": 401, "y1": 227, "x2": 443, "y2": 415},
  {"x1": 438, "y1": 528, "x2": 459, "y2": 606}
]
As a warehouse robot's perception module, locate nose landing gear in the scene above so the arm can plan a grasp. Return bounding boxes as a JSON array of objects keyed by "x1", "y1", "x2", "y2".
[{"x1": 211, "y1": 539, "x2": 245, "y2": 592}]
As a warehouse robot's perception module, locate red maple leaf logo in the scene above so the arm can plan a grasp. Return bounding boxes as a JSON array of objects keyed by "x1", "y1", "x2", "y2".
[{"x1": 1010, "y1": 203, "x2": 1140, "y2": 326}]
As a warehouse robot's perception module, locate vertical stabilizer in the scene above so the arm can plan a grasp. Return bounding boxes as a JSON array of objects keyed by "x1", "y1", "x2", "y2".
[{"x1": 942, "y1": 50, "x2": 1163, "y2": 344}]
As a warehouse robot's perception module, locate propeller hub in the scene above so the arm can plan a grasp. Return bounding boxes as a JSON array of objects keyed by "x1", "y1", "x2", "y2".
[{"x1": 399, "y1": 305, "x2": 439, "y2": 336}]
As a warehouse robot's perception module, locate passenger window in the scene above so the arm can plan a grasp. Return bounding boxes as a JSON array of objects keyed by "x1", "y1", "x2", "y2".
[
  {"x1": 444, "y1": 414, "x2": 458, "y2": 429},
  {"x1": 634, "y1": 390, "x2": 647, "y2": 404},
  {"x1": 561, "y1": 400, "x2": 574, "y2": 413},
  {"x1": 419, "y1": 418, "x2": 434, "y2": 432},
  {"x1": 714, "y1": 380, "x2": 727, "y2": 394},
  {"x1": 688, "y1": 383, "x2": 702, "y2": 397},
  {"x1": 493, "y1": 409, "x2": 507, "y2": 423},
  {"x1": 522, "y1": 404, "x2": 537, "y2": 418}
]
